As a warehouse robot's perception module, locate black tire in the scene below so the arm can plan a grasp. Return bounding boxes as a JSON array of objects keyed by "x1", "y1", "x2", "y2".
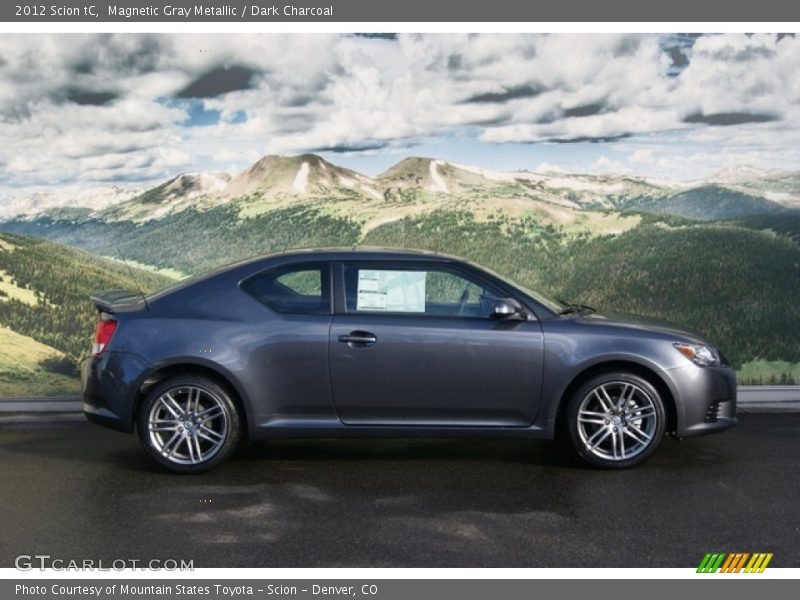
[
  {"x1": 565, "y1": 372, "x2": 665, "y2": 469},
  {"x1": 137, "y1": 376, "x2": 242, "y2": 473}
]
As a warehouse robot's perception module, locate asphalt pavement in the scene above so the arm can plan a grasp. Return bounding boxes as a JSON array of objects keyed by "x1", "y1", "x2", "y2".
[{"x1": 0, "y1": 414, "x2": 798, "y2": 568}]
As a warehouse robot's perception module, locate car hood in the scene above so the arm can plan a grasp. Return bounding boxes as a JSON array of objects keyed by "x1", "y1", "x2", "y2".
[{"x1": 574, "y1": 310, "x2": 713, "y2": 345}]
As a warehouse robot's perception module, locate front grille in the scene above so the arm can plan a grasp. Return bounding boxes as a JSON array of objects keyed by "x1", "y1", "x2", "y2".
[{"x1": 704, "y1": 401, "x2": 720, "y2": 423}]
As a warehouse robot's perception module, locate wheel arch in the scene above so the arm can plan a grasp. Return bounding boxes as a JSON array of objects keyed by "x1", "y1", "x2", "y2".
[
  {"x1": 131, "y1": 359, "x2": 251, "y2": 440},
  {"x1": 552, "y1": 359, "x2": 678, "y2": 438}
]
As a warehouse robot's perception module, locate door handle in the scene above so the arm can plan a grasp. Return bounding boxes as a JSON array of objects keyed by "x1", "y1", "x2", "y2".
[{"x1": 338, "y1": 331, "x2": 377, "y2": 346}]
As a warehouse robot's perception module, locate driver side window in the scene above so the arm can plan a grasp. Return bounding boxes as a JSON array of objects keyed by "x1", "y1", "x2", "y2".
[{"x1": 344, "y1": 264, "x2": 502, "y2": 318}]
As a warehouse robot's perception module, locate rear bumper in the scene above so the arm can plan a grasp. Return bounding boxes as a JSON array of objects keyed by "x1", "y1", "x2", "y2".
[
  {"x1": 669, "y1": 363, "x2": 737, "y2": 437},
  {"x1": 81, "y1": 351, "x2": 151, "y2": 433}
]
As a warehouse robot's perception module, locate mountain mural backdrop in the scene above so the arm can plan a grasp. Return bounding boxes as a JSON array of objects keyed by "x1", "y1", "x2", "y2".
[{"x1": 1, "y1": 154, "x2": 800, "y2": 395}]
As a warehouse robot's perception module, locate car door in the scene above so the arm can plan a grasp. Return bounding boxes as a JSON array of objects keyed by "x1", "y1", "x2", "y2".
[{"x1": 328, "y1": 261, "x2": 544, "y2": 427}]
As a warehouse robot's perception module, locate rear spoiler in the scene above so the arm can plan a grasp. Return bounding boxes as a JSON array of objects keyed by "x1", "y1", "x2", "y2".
[{"x1": 90, "y1": 289, "x2": 147, "y2": 314}]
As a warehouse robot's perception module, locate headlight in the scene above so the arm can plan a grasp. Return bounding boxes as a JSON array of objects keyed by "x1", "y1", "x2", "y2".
[{"x1": 673, "y1": 342, "x2": 719, "y2": 367}]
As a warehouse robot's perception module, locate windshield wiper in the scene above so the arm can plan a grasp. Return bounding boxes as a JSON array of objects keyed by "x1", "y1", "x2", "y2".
[{"x1": 557, "y1": 300, "x2": 596, "y2": 315}]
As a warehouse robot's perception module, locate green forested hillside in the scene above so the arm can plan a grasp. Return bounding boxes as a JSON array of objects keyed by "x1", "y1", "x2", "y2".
[
  {"x1": 622, "y1": 186, "x2": 789, "y2": 221},
  {"x1": 732, "y1": 211, "x2": 800, "y2": 246},
  {"x1": 554, "y1": 225, "x2": 800, "y2": 366},
  {"x1": 3, "y1": 206, "x2": 799, "y2": 372},
  {"x1": 361, "y1": 211, "x2": 800, "y2": 368},
  {"x1": 0, "y1": 232, "x2": 172, "y2": 362},
  {"x1": 2, "y1": 154, "x2": 800, "y2": 392},
  {"x1": 4, "y1": 205, "x2": 361, "y2": 276}
]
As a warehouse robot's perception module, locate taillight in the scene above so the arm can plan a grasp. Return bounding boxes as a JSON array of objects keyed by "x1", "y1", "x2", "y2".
[{"x1": 92, "y1": 319, "x2": 118, "y2": 356}]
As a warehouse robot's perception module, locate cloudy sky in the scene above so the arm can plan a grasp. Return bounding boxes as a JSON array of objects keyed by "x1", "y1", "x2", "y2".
[{"x1": 1, "y1": 32, "x2": 799, "y2": 198}]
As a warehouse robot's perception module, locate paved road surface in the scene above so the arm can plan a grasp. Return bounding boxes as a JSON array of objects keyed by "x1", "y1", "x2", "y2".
[{"x1": 0, "y1": 414, "x2": 798, "y2": 568}]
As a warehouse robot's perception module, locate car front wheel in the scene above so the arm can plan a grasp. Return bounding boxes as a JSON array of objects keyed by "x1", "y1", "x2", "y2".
[
  {"x1": 137, "y1": 376, "x2": 241, "y2": 473},
  {"x1": 565, "y1": 372, "x2": 666, "y2": 469}
]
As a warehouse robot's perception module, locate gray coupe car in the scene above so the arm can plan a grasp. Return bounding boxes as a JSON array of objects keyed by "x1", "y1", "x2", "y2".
[{"x1": 82, "y1": 248, "x2": 736, "y2": 472}]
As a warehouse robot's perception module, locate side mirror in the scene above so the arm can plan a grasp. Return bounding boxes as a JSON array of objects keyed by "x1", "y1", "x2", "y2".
[{"x1": 491, "y1": 298, "x2": 525, "y2": 320}]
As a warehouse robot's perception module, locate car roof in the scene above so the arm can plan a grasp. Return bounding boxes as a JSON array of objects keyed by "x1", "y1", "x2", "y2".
[
  {"x1": 269, "y1": 247, "x2": 460, "y2": 263},
  {"x1": 146, "y1": 247, "x2": 463, "y2": 303}
]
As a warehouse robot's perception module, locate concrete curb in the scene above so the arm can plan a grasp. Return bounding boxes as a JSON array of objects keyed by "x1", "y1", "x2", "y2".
[
  {"x1": 0, "y1": 396, "x2": 81, "y2": 412},
  {"x1": 0, "y1": 397, "x2": 83, "y2": 426},
  {"x1": 737, "y1": 400, "x2": 800, "y2": 412},
  {"x1": 737, "y1": 385, "x2": 800, "y2": 413},
  {"x1": 0, "y1": 387, "x2": 798, "y2": 424}
]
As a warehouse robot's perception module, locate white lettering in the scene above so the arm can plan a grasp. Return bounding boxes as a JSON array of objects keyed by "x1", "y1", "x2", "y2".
[
  {"x1": 251, "y1": 5, "x2": 279, "y2": 16},
  {"x1": 283, "y1": 5, "x2": 334, "y2": 16}
]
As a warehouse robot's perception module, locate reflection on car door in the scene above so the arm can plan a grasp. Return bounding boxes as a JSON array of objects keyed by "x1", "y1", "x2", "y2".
[{"x1": 328, "y1": 262, "x2": 544, "y2": 427}]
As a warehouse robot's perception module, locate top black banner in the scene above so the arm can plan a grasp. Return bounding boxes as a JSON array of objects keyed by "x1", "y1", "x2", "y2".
[{"x1": 4, "y1": 0, "x2": 800, "y2": 22}]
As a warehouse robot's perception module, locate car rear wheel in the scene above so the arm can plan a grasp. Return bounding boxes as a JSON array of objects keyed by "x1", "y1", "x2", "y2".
[
  {"x1": 137, "y1": 376, "x2": 241, "y2": 473},
  {"x1": 565, "y1": 372, "x2": 665, "y2": 469}
]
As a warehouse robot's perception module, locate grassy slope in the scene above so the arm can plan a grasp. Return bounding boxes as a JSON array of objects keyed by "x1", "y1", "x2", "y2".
[
  {"x1": 0, "y1": 326, "x2": 78, "y2": 396},
  {"x1": 0, "y1": 232, "x2": 174, "y2": 363}
]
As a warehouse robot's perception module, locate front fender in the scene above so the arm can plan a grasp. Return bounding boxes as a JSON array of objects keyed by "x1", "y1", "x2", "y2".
[{"x1": 537, "y1": 341, "x2": 683, "y2": 436}]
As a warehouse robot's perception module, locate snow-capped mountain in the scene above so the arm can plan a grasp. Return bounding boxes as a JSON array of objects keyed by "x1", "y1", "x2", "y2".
[
  {"x1": 0, "y1": 184, "x2": 143, "y2": 219},
  {"x1": 708, "y1": 165, "x2": 789, "y2": 185},
  {"x1": 106, "y1": 172, "x2": 233, "y2": 221},
  {"x1": 224, "y1": 154, "x2": 381, "y2": 200},
  {"x1": 1, "y1": 153, "x2": 798, "y2": 221}
]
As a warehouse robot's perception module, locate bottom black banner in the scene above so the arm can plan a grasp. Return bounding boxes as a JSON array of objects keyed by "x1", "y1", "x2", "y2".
[{"x1": 3, "y1": 579, "x2": 795, "y2": 600}]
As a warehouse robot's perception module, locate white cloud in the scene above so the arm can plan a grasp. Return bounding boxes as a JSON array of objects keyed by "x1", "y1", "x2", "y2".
[
  {"x1": 0, "y1": 33, "x2": 799, "y2": 194},
  {"x1": 533, "y1": 162, "x2": 567, "y2": 174},
  {"x1": 628, "y1": 148, "x2": 655, "y2": 164},
  {"x1": 589, "y1": 155, "x2": 633, "y2": 175}
]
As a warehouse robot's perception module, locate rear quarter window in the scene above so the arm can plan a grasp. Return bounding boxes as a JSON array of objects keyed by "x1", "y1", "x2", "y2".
[{"x1": 241, "y1": 263, "x2": 331, "y2": 315}]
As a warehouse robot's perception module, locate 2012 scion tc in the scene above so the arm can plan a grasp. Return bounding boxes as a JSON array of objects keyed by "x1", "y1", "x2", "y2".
[{"x1": 82, "y1": 248, "x2": 736, "y2": 473}]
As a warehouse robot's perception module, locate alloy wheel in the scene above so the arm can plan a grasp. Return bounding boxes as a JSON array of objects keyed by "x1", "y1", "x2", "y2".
[
  {"x1": 147, "y1": 386, "x2": 230, "y2": 466},
  {"x1": 576, "y1": 381, "x2": 659, "y2": 462}
]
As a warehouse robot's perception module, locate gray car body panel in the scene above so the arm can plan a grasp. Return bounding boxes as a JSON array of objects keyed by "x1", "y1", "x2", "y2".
[{"x1": 82, "y1": 248, "x2": 737, "y2": 440}]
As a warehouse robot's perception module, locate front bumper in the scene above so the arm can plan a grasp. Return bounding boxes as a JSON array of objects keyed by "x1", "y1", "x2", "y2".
[
  {"x1": 82, "y1": 351, "x2": 151, "y2": 433},
  {"x1": 669, "y1": 363, "x2": 737, "y2": 437}
]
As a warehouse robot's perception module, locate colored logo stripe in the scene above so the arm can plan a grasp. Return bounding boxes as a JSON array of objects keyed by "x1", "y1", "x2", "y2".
[
  {"x1": 720, "y1": 553, "x2": 749, "y2": 573},
  {"x1": 697, "y1": 553, "x2": 726, "y2": 573},
  {"x1": 697, "y1": 552, "x2": 773, "y2": 573},
  {"x1": 745, "y1": 553, "x2": 773, "y2": 573}
]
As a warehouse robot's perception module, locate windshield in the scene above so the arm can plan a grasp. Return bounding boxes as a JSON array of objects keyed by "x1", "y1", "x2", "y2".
[
  {"x1": 504, "y1": 277, "x2": 564, "y2": 314},
  {"x1": 469, "y1": 263, "x2": 563, "y2": 314}
]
